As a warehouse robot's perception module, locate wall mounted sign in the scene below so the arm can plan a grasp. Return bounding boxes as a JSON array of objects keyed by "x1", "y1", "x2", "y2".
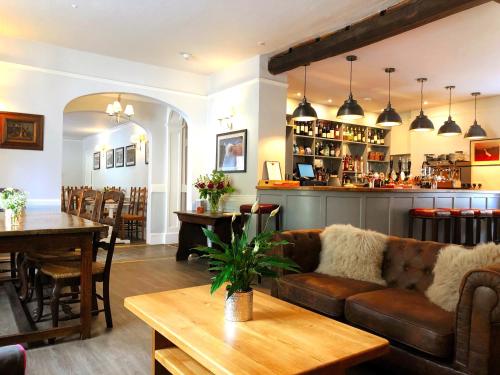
[
  {"x1": 470, "y1": 138, "x2": 500, "y2": 166},
  {"x1": 115, "y1": 147, "x2": 124, "y2": 168},
  {"x1": 216, "y1": 129, "x2": 247, "y2": 173},
  {"x1": 93, "y1": 152, "x2": 101, "y2": 170},
  {"x1": 106, "y1": 149, "x2": 114, "y2": 169},
  {"x1": 0, "y1": 111, "x2": 44, "y2": 151},
  {"x1": 126, "y1": 144, "x2": 136, "y2": 167},
  {"x1": 265, "y1": 161, "x2": 282, "y2": 180}
]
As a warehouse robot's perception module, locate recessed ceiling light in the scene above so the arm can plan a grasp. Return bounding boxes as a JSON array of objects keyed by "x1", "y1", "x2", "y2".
[
  {"x1": 71, "y1": 3, "x2": 78, "y2": 8},
  {"x1": 423, "y1": 100, "x2": 428, "y2": 105},
  {"x1": 296, "y1": 92, "x2": 301, "y2": 97},
  {"x1": 257, "y1": 41, "x2": 266, "y2": 46},
  {"x1": 180, "y1": 52, "x2": 192, "y2": 60},
  {"x1": 363, "y1": 97, "x2": 372, "y2": 101},
  {"x1": 327, "y1": 99, "x2": 333, "y2": 103}
]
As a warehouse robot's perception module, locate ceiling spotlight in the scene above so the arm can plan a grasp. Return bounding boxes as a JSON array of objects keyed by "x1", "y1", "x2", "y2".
[
  {"x1": 423, "y1": 101, "x2": 428, "y2": 105},
  {"x1": 327, "y1": 99, "x2": 333, "y2": 103},
  {"x1": 71, "y1": 3, "x2": 78, "y2": 8},
  {"x1": 257, "y1": 41, "x2": 266, "y2": 46},
  {"x1": 363, "y1": 97, "x2": 372, "y2": 101},
  {"x1": 180, "y1": 52, "x2": 192, "y2": 60},
  {"x1": 296, "y1": 92, "x2": 301, "y2": 97}
]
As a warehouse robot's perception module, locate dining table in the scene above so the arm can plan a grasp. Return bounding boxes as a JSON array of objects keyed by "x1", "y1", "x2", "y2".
[{"x1": 0, "y1": 211, "x2": 107, "y2": 346}]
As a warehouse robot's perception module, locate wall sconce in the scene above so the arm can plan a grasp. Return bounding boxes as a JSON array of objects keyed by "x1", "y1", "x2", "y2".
[
  {"x1": 131, "y1": 133, "x2": 147, "y2": 151},
  {"x1": 217, "y1": 107, "x2": 235, "y2": 130}
]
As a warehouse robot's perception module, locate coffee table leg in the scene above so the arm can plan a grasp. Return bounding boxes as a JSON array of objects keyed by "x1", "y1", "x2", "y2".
[
  {"x1": 152, "y1": 330, "x2": 172, "y2": 375},
  {"x1": 80, "y1": 234, "x2": 93, "y2": 339}
]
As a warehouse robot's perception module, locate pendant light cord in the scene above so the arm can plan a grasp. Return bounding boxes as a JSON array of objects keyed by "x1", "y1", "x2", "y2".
[
  {"x1": 474, "y1": 94, "x2": 477, "y2": 121},
  {"x1": 303, "y1": 65, "x2": 307, "y2": 99},
  {"x1": 448, "y1": 87, "x2": 452, "y2": 117},
  {"x1": 419, "y1": 80, "x2": 424, "y2": 112},
  {"x1": 349, "y1": 60, "x2": 353, "y2": 96},
  {"x1": 388, "y1": 70, "x2": 392, "y2": 105}
]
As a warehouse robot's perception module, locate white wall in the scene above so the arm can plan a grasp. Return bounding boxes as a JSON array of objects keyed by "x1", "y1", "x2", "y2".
[
  {"x1": 82, "y1": 123, "x2": 148, "y2": 190},
  {"x1": 62, "y1": 138, "x2": 84, "y2": 186},
  {"x1": 389, "y1": 95, "x2": 500, "y2": 189}
]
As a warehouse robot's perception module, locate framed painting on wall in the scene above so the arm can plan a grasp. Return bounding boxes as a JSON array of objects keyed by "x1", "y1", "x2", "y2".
[
  {"x1": 0, "y1": 111, "x2": 44, "y2": 151},
  {"x1": 216, "y1": 129, "x2": 247, "y2": 173},
  {"x1": 106, "y1": 149, "x2": 114, "y2": 169},
  {"x1": 126, "y1": 144, "x2": 136, "y2": 167},
  {"x1": 470, "y1": 138, "x2": 500, "y2": 166},
  {"x1": 93, "y1": 152, "x2": 101, "y2": 170},
  {"x1": 115, "y1": 147, "x2": 124, "y2": 167}
]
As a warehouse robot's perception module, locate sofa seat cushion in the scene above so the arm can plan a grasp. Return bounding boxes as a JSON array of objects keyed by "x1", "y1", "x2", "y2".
[
  {"x1": 276, "y1": 272, "x2": 384, "y2": 318},
  {"x1": 345, "y1": 288, "x2": 454, "y2": 359}
]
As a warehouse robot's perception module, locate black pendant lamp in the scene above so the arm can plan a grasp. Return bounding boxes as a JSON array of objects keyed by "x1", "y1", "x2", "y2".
[
  {"x1": 377, "y1": 68, "x2": 402, "y2": 127},
  {"x1": 292, "y1": 65, "x2": 317, "y2": 122},
  {"x1": 464, "y1": 92, "x2": 487, "y2": 140},
  {"x1": 438, "y1": 85, "x2": 461, "y2": 137},
  {"x1": 337, "y1": 55, "x2": 364, "y2": 121},
  {"x1": 410, "y1": 78, "x2": 434, "y2": 132}
]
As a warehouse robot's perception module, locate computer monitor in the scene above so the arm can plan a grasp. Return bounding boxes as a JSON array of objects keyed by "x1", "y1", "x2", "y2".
[{"x1": 297, "y1": 163, "x2": 315, "y2": 178}]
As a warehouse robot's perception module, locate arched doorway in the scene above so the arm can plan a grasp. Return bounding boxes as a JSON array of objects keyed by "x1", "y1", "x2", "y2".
[{"x1": 62, "y1": 92, "x2": 188, "y2": 244}]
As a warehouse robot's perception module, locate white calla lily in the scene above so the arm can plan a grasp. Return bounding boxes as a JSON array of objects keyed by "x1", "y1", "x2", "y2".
[
  {"x1": 251, "y1": 201, "x2": 259, "y2": 214},
  {"x1": 269, "y1": 206, "x2": 280, "y2": 217}
]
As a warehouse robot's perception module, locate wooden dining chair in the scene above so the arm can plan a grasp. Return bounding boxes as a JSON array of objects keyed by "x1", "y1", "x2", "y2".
[
  {"x1": 67, "y1": 189, "x2": 84, "y2": 215},
  {"x1": 120, "y1": 187, "x2": 147, "y2": 240},
  {"x1": 35, "y1": 191, "x2": 124, "y2": 330}
]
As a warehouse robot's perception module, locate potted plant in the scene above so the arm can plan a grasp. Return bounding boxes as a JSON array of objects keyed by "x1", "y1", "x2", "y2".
[
  {"x1": 194, "y1": 170, "x2": 235, "y2": 213},
  {"x1": 0, "y1": 188, "x2": 27, "y2": 225},
  {"x1": 196, "y1": 202, "x2": 299, "y2": 321}
]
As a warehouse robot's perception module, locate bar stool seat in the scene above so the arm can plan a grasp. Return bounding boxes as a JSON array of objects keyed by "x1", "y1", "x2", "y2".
[
  {"x1": 240, "y1": 203, "x2": 280, "y2": 235},
  {"x1": 450, "y1": 208, "x2": 482, "y2": 246},
  {"x1": 409, "y1": 208, "x2": 452, "y2": 242}
]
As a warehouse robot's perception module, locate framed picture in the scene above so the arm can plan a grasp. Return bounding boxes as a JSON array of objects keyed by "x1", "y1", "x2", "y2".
[
  {"x1": 145, "y1": 141, "x2": 149, "y2": 165},
  {"x1": 93, "y1": 152, "x2": 101, "y2": 170},
  {"x1": 126, "y1": 144, "x2": 136, "y2": 167},
  {"x1": 0, "y1": 111, "x2": 44, "y2": 151},
  {"x1": 115, "y1": 147, "x2": 124, "y2": 168},
  {"x1": 216, "y1": 129, "x2": 247, "y2": 173},
  {"x1": 470, "y1": 138, "x2": 500, "y2": 166},
  {"x1": 106, "y1": 149, "x2": 114, "y2": 169}
]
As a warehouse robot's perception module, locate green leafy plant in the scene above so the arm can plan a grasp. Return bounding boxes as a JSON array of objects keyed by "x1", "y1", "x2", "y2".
[
  {"x1": 0, "y1": 188, "x2": 27, "y2": 215},
  {"x1": 196, "y1": 203, "x2": 299, "y2": 298}
]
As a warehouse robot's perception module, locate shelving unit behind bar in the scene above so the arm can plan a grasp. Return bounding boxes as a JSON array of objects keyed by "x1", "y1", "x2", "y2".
[{"x1": 285, "y1": 115, "x2": 391, "y2": 180}]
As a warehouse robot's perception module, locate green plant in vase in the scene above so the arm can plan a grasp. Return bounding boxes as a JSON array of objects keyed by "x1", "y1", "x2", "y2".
[
  {"x1": 0, "y1": 188, "x2": 27, "y2": 225},
  {"x1": 195, "y1": 202, "x2": 299, "y2": 321},
  {"x1": 194, "y1": 170, "x2": 235, "y2": 213}
]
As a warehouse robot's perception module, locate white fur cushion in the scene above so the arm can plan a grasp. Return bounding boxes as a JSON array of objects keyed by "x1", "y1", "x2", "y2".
[
  {"x1": 316, "y1": 224, "x2": 387, "y2": 286},
  {"x1": 426, "y1": 242, "x2": 500, "y2": 312}
]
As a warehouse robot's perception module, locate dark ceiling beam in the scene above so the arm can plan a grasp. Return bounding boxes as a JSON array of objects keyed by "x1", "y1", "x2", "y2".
[{"x1": 268, "y1": 0, "x2": 489, "y2": 75}]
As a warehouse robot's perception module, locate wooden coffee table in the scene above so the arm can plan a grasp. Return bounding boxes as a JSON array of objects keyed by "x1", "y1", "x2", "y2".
[{"x1": 125, "y1": 285, "x2": 389, "y2": 375}]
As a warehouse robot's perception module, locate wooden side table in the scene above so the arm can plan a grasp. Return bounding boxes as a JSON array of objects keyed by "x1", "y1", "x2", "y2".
[{"x1": 174, "y1": 211, "x2": 241, "y2": 261}]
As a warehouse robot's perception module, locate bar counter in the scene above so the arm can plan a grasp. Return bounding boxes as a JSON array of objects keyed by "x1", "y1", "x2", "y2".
[{"x1": 256, "y1": 185, "x2": 500, "y2": 237}]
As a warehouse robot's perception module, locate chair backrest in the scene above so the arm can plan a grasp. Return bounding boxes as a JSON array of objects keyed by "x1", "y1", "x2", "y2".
[
  {"x1": 136, "y1": 187, "x2": 147, "y2": 217},
  {"x1": 61, "y1": 186, "x2": 67, "y2": 212},
  {"x1": 78, "y1": 190, "x2": 102, "y2": 221},
  {"x1": 67, "y1": 189, "x2": 84, "y2": 215},
  {"x1": 94, "y1": 190, "x2": 125, "y2": 275},
  {"x1": 128, "y1": 187, "x2": 137, "y2": 214}
]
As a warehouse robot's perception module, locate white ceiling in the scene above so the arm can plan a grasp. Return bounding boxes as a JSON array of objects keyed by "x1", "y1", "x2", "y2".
[
  {"x1": 0, "y1": 0, "x2": 400, "y2": 75},
  {"x1": 287, "y1": 2, "x2": 500, "y2": 113},
  {"x1": 63, "y1": 111, "x2": 125, "y2": 140}
]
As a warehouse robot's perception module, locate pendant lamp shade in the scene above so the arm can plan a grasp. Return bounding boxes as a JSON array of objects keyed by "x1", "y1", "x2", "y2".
[
  {"x1": 410, "y1": 78, "x2": 434, "y2": 132},
  {"x1": 438, "y1": 86, "x2": 461, "y2": 137},
  {"x1": 377, "y1": 68, "x2": 402, "y2": 127},
  {"x1": 337, "y1": 55, "x2": 364, "y2": 121},
  {"x1": 464, "y1": 92, "x2": 487, "y2": 140},
  {"x1": 292, "y1": 65, "x2": 317, "y2": 122}
]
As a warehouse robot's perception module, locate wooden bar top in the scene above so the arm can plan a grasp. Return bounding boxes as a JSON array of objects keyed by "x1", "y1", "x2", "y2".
[
  {"x1": 256, "y1": 185, "x2": 500, "y2": 194},
  {"x1": 0, "y1": 211, "x2": 107, "y2": 237}
]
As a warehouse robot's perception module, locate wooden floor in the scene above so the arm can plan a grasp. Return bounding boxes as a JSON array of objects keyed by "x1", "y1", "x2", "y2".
[{"x1": 2, "y1": 244, "x2": 379, "y2": 375}]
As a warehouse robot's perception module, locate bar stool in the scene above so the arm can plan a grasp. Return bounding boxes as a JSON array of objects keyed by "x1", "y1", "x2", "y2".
[
  {"x1": 493, "y1": 209, "x2": 500, "y2": 244},
  {"x1": 451, "y1": 209, "x2": 481, "y2": 246},
  {"x1": 408, "y1": 208, "x2": 452, "y2": 242},
  {"x1": 239, "y1": 203, "x2": 280, "y2": 234},
  {"x1": 475, "y1": 209, "x2": 494, "y2": 243}
]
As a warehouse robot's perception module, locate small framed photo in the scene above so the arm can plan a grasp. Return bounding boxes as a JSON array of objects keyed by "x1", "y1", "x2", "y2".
[
  {"x1": 216, "y1": 129, "x2": 247, "y2": 173},
  {"x1": 126, "y1": 144, "x2": 136, "y2": 167},
  {"x1": 115, "y1": 147, "x2": 124, "y2": 167},
  {"x1": 470, "y1": 138, "x2": 500, "y2": 166},
  {"x1": 106, "y1": 149, "x2": 114, "y2": 169},
  {"x1": 145, "y1": 141, "x2": 149, "y2": 165},
  {"x1": 265, "y1": 161, "x2": 282, "y2": 180},
  {"x1": 0, "y1": 111, "x2": 44, "y2": 151},
  {"x1": 93, "y1": 152, "x2": 101, "y2": 170}
]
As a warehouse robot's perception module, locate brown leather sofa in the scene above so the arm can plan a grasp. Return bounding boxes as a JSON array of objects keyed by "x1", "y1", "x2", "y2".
[{"x1": 271, "y1": 229, "x2": 500, "y2": 375}]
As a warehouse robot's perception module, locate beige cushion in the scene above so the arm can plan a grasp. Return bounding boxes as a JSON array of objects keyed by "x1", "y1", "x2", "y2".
[
  {"x1": 316, "y1": 224, "x2": 387, "y2": 286},
  {"x1": 426, "y1": 243, "x2": 500, "y2": 312}
]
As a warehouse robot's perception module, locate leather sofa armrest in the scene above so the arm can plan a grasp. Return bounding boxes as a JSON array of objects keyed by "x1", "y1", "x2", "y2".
[
  {"x1": 0, "y1": 345, "x2": 26, "y2": 375},
  {"x1": 271, "y1": 229, "x2": 323, "y2": 276},
  {"x1": 454, "y1": 263, "x2": 500, "y2": 375}
]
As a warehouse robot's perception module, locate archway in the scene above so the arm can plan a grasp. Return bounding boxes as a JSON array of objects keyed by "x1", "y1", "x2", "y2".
[{"x1": 62, "y1": 92, "x2": 189, "y2": 244}]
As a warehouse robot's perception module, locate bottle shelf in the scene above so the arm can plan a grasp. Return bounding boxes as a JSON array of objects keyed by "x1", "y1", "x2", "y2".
[
  {"x1": 315, "y1": 155, "x2": 342, "y2": 159},
  {"x1": 316, "y1": 137, "x2": 342, "y2": 142},
  {"x1": 368, "y1": 160, "x2": 389, "y2": 163},
  {"x1": 368, "y1": 143, "x2": 389, "y2": 147},
  {"x1": 342, "y1": 170, "x2": 359, "y2": 174},
  {"x1": 344, "y1": 141, "x2": 367, "y2": 145},
  {"x1": 293, "y1": 134, "x2": 314, "y2": 139},
  {"x1": 293, "y1": 154, "x2": 314, "y2": 157}
]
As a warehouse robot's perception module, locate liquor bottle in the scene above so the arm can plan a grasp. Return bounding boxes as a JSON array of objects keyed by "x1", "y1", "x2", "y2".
[
  {"x1": 330, "y1": 143, "x2": 335, "y2": 156},
  {"x1": 308, "y1": 123, "x2": 313, "y2": 136},
  {"x1": 329, "y1": 124, "x2": 334, "y2": 139},
  {"x1": 373, "y1": 130, "x2": 378, "y2": 144},
  {"x1": 380, "y1": 130, "x2": 385, "y2": 145},
  {"x1": 321, "y1": 125, "x2": 327, "y2": 138},
  {"x1": 362, "y1": 129, "x2": 366, "y2": 143},
  {"x1": 335, "y1": 124, "x2": 340, "y2": 139},
  {"x1": 323, "y1": 142, "x2": 329, "y2": 156},
  {"x1": 295, "y1": 123, "x2": 300, "y2": 135}
]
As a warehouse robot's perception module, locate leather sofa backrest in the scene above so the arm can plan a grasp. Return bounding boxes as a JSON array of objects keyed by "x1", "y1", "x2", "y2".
[
  {"x1": 278, "y1": 229, "x2": 323, "y2": 273},
  {"x1": 382, "y1": 236, "x2": 446, "y2": 293}
]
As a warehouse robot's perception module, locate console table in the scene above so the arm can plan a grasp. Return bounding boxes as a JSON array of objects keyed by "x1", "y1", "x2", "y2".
[{"x1": 174, "y1": 211, "x2": 241, "y2": 261}]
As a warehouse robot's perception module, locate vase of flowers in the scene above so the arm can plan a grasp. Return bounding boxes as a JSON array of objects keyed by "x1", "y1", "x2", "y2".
[
  {"x1": 196, "y1": 202, "x2": 299, "y2": 321},
  {"x1": 194, "y1": 170, "x2": 235, "y2": 213},
  {"x1": 1, "y1": 188, "x2": 27, "y2": 225}
]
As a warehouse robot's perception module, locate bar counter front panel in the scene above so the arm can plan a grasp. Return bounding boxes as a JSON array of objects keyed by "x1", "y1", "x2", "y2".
[{"x1": 256, "y1": 186, "x2": 500, "y2": 237}]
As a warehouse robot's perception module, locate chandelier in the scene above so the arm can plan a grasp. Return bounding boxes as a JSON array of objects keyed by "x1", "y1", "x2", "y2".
[{"x1": 105, "y1": 94, "x2": 134, "y2": 123}]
